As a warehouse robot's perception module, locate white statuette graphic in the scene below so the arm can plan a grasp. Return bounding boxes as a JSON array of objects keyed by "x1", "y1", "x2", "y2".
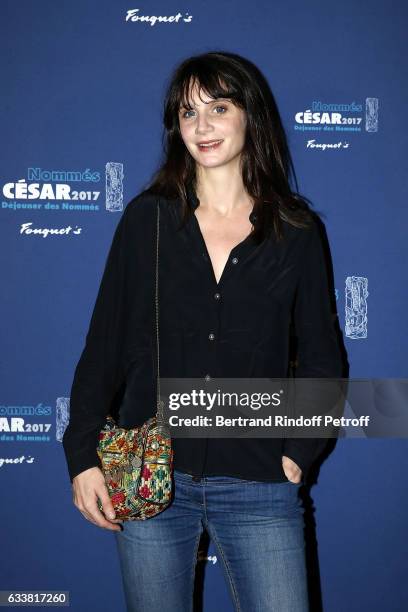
[
  {"x1": 56, "y1": 397, "x2": 70, "y2": 441},
  {"x1": 365, "y1": 97, "x2": 379, "y2": 132},
  {"x1": 106, "y1": 162, "x2": 124, "y2": 212},
  {"x1": 345, "y1": 276, "x2": 368, "y2": 339}
]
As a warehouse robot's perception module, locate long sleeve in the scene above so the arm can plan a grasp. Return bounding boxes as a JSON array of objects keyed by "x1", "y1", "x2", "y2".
[
  {"x1": 282, "y1": 219, "x2": 343, "y2": 479},
  {"x1": 62, "y1": 202, "x2": 134, "y2": 483}
]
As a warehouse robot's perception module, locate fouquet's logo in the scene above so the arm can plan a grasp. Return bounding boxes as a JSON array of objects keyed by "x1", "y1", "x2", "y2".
[
  {"x1": 19, "y1": 222, "x2": 82, "y2": 237},
  {"x1": 125, "y1": 8, "x2": 193, "y2": 25}
]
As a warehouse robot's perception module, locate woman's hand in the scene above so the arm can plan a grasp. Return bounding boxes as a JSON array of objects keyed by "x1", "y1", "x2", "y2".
[
  {"x1": 72, "y1": 466, "x2": 123, "y2": 531},
  {"x1": 282, "y1": 455, "x2": 302, "y2": 484}
]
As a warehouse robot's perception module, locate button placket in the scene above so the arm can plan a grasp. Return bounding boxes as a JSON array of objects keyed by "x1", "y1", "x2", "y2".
[
  {"x1": 205, "y1": 287, "x2": 221, "y2": 381},
  {"x1": 185, "y1": 184, "x2": 261, "y2": 388}
]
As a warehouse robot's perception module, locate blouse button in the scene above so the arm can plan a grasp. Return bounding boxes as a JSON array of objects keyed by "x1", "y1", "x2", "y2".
[
  {"x1": 232, "y1": 257, "x2": 239, "y2": 264},
  {"x1": 208, "y1": 333, "x2": 215, "y2": 341}
]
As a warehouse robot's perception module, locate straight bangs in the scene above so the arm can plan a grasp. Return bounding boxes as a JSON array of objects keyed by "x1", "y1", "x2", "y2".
[{"x1": 179, "y1": 77, "x2": 243, "y2": 110}]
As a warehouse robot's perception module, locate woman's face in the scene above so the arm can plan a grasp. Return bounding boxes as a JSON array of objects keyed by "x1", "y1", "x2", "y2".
[{"x1": 178, "y1": 81, "x2": 247, "y2": 170}]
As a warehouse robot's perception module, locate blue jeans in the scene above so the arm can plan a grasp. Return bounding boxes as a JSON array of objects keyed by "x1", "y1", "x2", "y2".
[{"x1": 115, "y1": 469, "x2": 308, "y2": 612}]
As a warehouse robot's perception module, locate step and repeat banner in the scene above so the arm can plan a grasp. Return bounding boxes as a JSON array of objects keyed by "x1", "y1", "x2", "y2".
[{"x1": 1, "y1": 1, "x2": 407, "y2": 611}]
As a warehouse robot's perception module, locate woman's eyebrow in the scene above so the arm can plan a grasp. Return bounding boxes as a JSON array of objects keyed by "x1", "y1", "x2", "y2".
[{"x1": 179, "y1": 97, "x2": 231, "y2": 110}]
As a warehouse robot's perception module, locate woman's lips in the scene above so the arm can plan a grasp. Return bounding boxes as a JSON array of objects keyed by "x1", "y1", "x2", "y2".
[{"x1": 197, "y1": 140, "x2": 223, "y2": 151}]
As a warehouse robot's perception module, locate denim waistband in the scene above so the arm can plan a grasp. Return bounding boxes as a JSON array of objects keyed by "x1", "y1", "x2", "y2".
[
  {"x1": 174, "y1": 469, "x2": 252, "y2": 483},
  {"x1": 173, "y1": 468, "x2": 290, "y2": 485}
]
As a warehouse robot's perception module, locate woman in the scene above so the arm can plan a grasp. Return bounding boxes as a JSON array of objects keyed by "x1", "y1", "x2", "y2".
[{"x1": 63, "y1": 51, "x2": 343, "y2": 611}]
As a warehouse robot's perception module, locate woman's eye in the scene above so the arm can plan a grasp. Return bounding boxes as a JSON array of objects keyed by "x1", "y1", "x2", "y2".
[{"x1": 181, "y1": 105, "x2": 227, "y2": 119}]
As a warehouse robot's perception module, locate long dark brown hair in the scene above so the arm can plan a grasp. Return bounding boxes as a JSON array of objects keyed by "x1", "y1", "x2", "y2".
[{"x1": 144, "y1": 50, "x2": 314, "y2": 243}]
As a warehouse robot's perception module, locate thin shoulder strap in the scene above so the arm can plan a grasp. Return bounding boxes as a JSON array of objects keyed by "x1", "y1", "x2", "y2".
[{"x1": 155, "y1": 199, "x2": 164, "y2": 420}]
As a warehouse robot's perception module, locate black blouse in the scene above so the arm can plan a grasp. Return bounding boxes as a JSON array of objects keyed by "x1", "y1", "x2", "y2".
[{"x1": 62, "y1": 186, "x2": 343, "y2": 484}]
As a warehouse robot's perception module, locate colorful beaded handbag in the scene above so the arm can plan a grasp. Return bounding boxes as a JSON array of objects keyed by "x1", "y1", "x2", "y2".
[{"x1": 96, "y1": 200, "x2": 174, "y2": 520}]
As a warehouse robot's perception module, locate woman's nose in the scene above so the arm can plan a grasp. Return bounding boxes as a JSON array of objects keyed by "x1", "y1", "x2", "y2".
[{"x1": 195, "y1": 113, "x2": 213, "y2": 133}]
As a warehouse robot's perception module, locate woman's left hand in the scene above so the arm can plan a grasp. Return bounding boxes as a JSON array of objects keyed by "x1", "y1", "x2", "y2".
[{"x1": 282, "y1": 455, "x2": 302, "y2": 484}]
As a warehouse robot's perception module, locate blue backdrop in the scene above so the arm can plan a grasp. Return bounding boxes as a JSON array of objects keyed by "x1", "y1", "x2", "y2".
[{"x1": 1, "y1": 1, "x2": 407, "y2": 610}]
